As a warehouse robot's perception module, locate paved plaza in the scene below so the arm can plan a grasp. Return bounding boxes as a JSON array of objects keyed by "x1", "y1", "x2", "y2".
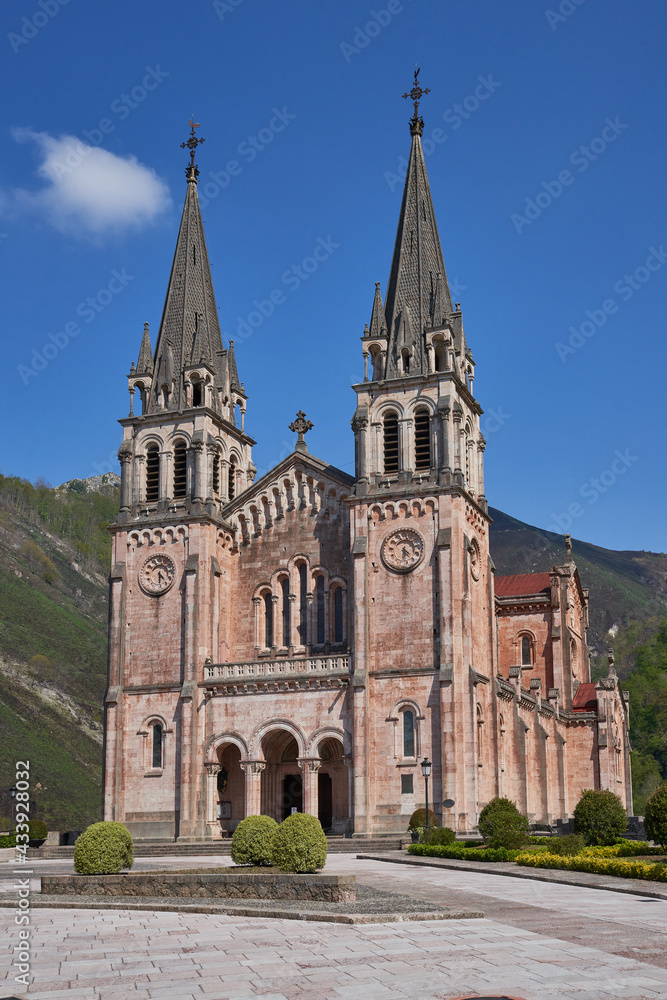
[{"x1": 2, "y1": 855, "x2": 667, "y2": 1000}]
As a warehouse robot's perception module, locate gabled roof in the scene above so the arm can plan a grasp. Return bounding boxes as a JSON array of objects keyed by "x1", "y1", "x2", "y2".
[
  {"x1": 224, "y1": 448, "x2": 354, "y2": 518},
  {"x1": 495, "y1": 572, "x2": 551, "y2": 598},
  {"x1": 573, "y1": 683, "x2": 597, "y2": 712}
]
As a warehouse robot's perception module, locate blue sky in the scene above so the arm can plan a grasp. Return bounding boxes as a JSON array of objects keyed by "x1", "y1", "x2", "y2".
[{"x1": 1, "y1": 0, "x2": 665, "y2": 552}]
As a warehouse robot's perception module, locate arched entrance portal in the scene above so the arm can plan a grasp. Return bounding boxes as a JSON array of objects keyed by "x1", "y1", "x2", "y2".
[
  {"x1": 215, "y1": 743, "x2": 244, "y2": 835},
  {"x1": 316, "y1": 737, "x2": 349, "y2": 834},
  {"x1": 260, "y1": 730, "x2": 303, "y2": 821}
]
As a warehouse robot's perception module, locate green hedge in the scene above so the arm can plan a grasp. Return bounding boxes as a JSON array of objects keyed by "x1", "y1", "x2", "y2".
[
  {"x1": 516, "y1": 850, "x2": 667, "y2": 882},
  {"x1": 407, "y1": 843, "x2": 522, "y2": 862},
  {"x1": 0, "y1": 833, "x2": 16, "y2": 848}
]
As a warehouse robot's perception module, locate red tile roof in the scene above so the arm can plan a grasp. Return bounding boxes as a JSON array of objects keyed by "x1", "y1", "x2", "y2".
[
  {"x1": 494, "y1": 573, "x2": 551, "y2": 598},
  {"x1": 573, "y1": 682, "x2": 597, "y2": 713}
]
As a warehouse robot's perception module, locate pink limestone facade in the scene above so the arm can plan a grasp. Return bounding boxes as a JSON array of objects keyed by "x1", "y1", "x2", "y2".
[{"x1": 103, "y1": 109, "x2": 632, "y2": 840}]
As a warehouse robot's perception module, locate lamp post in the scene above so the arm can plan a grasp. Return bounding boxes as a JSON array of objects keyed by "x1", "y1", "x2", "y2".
[
  {"x1": 421, "y1": 758, "x2": 432, "y2": 831},
  {"x1": 9, "y1": 785, "x2": 17, "y2": 837}
]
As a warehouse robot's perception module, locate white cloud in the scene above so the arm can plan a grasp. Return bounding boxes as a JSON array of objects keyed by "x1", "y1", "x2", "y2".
[{"x1": 9, "y1": 128, "x2": 171, "y2": 238}]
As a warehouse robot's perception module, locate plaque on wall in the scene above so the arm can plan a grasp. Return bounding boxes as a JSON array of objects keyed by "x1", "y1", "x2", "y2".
[
  {"x1": 381, "y1": 528, "x2": 425, "y2": 573},
  {"x1": 139, "y1": 554, "x2": 176, "y2": 596}
]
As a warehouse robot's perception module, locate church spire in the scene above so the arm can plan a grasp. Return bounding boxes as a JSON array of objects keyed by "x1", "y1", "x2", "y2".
[
  {"x1": 147, "y1": 122, "x2": 227, "y2": 413},
  {"x1": 136, "y1": 322, "x2": 153, "y2": 375},
  {"x1": 383, "y1": 70, "x2": 455, "y2": 379}
]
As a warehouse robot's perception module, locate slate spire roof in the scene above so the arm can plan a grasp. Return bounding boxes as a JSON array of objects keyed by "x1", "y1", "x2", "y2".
[
  {"x1": 382, "y1": 110, "x2": 455, "y2": 378},
  {"x1": 136, "y1": 322, "x2": 153, "y2": 375},
  {"x1": 146, "y1": 148, "x2": 235, "y2": 412}
]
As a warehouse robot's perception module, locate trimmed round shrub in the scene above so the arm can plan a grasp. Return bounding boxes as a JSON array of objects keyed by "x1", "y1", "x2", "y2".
[
  {"x1": 28, "y1": 819, "x2": 48, "y2": 846},
  {"x1": 644, "y1": 781, "x2": 667, "y2": 848},
  {"x1": 573, "y1": 789, "x2": 627, "y2": 846},
  {"x1": 408, "y1": 808, "x2": 438, "y2": 831},
  {"x1": 231, "y1": 815, "x2": 278, "y2": 866},
  {"x1": 74, "y1": 822, "x2": 134, "y2": 875},
  {"x1": 478, "y1": 797, "x2": 529, "y2": 849},
  {"x1": 548, "y1": 833, "x2": 585, "y2": 856},
  {"x1": 420, "y1": 825, "x2": 456, "y2": 846},
  {"x1": 271, "y1": 813, "x2": 327, "y2": 873}
]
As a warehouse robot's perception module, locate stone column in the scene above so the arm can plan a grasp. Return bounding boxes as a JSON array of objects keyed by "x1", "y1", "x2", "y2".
[
  {"x1": 205, "y1": 763, "x2": 221, "y2": 827},
  {"x1": 119, "y1": 451, "x2": 132, "y2": 513},
  {"x1": 299, "y1": 759, "x2": 321, "y2": 818},
  {"x1": 192, "y1": 443, "x2": 204, "y2": 503},
  {"x1": 363, "y1": 352, "x2": 369, "y2": 381},
  {"x1": 241, "y1": 761, "x2": 265, "y2": 817},
  {"x1": 252, "y1": 597, "x2": 262, "y2": 650}
]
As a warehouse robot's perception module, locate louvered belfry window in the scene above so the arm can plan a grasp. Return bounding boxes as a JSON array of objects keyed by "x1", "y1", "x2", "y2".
[
  {"x1": 414, "y1": 409, "x2": 431, "y2": 471},
  {"x1": 173, "y1": 442, "x2": 187, "y2": 499},
  {"x1": 383, "y1": 412, "x2": 399, "y2": 473},
  {"x1": 281, "y1": 577, "x2": 290, "y2": 647},
  {"x1": 333, "y1": 587, "x2": 343, "y2": 643},
  {"x1": 228, "y1": 458, "x2": 236, "y2": 500},
  {"x1": 146, "y1": 445, "x2": 159, "y2": 503},
  {"x1": 212, "y1": 452, "x2": 220, "y2": 495}
]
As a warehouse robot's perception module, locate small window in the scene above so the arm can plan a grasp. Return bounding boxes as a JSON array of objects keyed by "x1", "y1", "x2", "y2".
[
  {"x1": 414, "y1": 409, "x2": 431, "y2": 471},
  {"x1": 383, "y1": 412, "x2": 399, "y2": 474},
  {"x1": 192, "y1": 382, "x2": 203, "y2": 407},
  {"x1": 228, "y1": 458, "x2": 236, "y2": 501},
  {"x1": 173, "y1": 441, "x2": 187, "y2": 499},
  {"x1": 401, "y1": 773, "x2": 414, "y2": 795},
  {"x1": 521, "y1": 635, "x2": 532, "y2": 666},
  {"x1": 264, "y1": 592, "x2": 273, "y2": 648},
  {"x1": 281, "y1": 577, "x2": 290, "y2": 647},
  {"x1": 152, "y1": 723, "x2": 163, "y2": 769},
  {"x1": 298, "y1": 564, "x2": 308, "y2": 644},
  {"x1": 403, "y1": 709, "x2": 415, "y2": 757},
  {"x1": 333, "y1": 587, "x2": 343, "y2": 644},
  {"x1": 212, "y1": 452, "x2": 220, "y2": 495},
  {"x1": 401, "y1": 349, "x2": 410, "y2": 374},
  {"x1": 316, "y1": 576, "x2": 325, "y2": 645},
  {"x1": 146, "y1": 445, "x2": 159, "y2": 503}
]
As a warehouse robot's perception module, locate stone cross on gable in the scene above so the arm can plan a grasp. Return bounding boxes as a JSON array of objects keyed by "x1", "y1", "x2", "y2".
[{"x1": 289, "y1": 410, "x2": 313, "y2": 453}]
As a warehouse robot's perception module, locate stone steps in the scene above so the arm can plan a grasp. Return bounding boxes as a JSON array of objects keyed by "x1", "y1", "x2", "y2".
[{"x1": 27, "y1": 837, "x2": 406, "y2": 860}]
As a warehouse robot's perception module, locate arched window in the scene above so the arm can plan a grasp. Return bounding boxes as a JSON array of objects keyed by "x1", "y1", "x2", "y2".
[
  {"x1": 316, "y1": 575, "x2": 325, "y2": 645},
  {"x1": 521, "y1": 635, "x2": 532, "y2": 666},
  {"x1": 212, "y1": 451, "x2": 220, "y2": 495},
  {"x1": 146, "y1": 445, "x2": 160, "y2": 503},
  {"x1": 152, "y1": 723, "x2": 163, "y2": 769},
  {"x1": 263, "y1": 592, "x2": 273, "y2": 648},
  {"x1": 298, "y1": 563, "x2": 308, "y2": 644},
  {"x1": 173, "y1": 440, "x2": 187, "y2": 499},
  {"x1": 192, "y1": 382, "x2": 203, "y2": 407},
  {"x1": 383, "y1": 411, "x2": 399, "y2": 474},
  {"x1": 414, "y1": 408, "x2": 431, "y2": 471},
  {"x1": 333, "y1": 586, "x2": 343, "y2": 644},
  {"x1": 281, "y1": 577, "x2": 290, "y2": 647},
  {"x1": 402, "y1": 709, "x2": 415, "y2": 757},
  {"x1": 476, "y1": 704, "x2": 484, "y2": 761},
  {"x1": 401, "y1": 349, "x2": 410, "y2": 374},
  {"x1": 228, "y1": 457, "x2": 237, "y2": 501},
  {"x1": 434, "y1": 341, "x2": 447, "y2": 372},
  {"x1": 370, "y1": 345, "x2": 382, "y2": 381}
]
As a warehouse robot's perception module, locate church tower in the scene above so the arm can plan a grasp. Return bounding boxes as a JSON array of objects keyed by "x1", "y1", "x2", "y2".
[
  {"x1": 349, "y1": 72, "x2": 493, "y2": 834},
  {"x1": 104, "y1": 124, "x2": 255, "y2": 840}
]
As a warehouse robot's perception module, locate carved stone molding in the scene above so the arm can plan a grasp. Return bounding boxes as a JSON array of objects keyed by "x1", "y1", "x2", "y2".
[
  {"x1": 240, "y1": 760, "x2": 266, "y2": 775},
  {"x1": 205, "y1": 763, "x2": 222, "y2": 777}
]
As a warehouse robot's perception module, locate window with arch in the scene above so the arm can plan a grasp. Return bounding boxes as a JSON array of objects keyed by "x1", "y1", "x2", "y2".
[
  {"x1": 414, "y1": 408, "x2": 431, "y2": 471},
  {"x1": 370, "y1": 345, "x2": 382, "y2": 381},
  {"x1": 152, "y1": 722, "x2": 163, "y2": 769},
  {"x1": 434, "y1": 340, "x2": 447, "y2": 372},
  {"x1": 521, "y1": 634, "x2": 533, "y2": 666},
  {"x1": 192, "y1": 381, "x2": 203, "y2": 407},
  {"x1": 173, "y1": 440, "x2": 187, "y2": 499},
  {"x1": 145, "y1": 444, "x2": 160, "y2": 503},
  {"x1": 212, "y1": 451, "x2": 220, "y2": 495},
  {"x1": 383, "y1": 411, "x2": 399, "y2": 474},
  {"x1": 298, "y1": 563, "x2": 308, "y2": 644},
  {"x1": 333, "y1": 586, "x2": 343, "y2": 644},
  {"x1": 476, "y1": 704, "x2": 484, "y2": 762},
  {"x1": 280, "y1": 576, "x2": 290, "y2": 647},
  {"x1": 263, "y1": 591, "x2": 273, "y2": 648},
  {"x1": 402, "y1": 708, "x2": 415, "y2": 757},
  {"x1": 316, "y1": 575, "x2": 325, "y2": 645},
  {"x1": 228, "y1": 457, "x2": 237, "y2": 501},
  {"x1": 401, "y1": 349, "x2": 410, "y2": 374}
]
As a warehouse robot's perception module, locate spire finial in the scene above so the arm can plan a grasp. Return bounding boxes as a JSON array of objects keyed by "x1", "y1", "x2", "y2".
[
  {"x1": 289, "y1": 410, "x2": 314, "y2": 453},
  {"x1": 180, "y1": 118, "x2": 205, "y2": 181},
  {"x1": 402, "y1": 66, "x2": 430, "y2": 136}
]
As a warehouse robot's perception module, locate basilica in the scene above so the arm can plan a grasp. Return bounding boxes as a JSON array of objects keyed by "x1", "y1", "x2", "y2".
[{"x1": 103, "y1": 85, "x2": 632, "y2": 839}]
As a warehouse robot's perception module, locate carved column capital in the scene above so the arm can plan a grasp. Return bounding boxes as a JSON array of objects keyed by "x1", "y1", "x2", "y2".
[{"x1": 205, "y1": 763, "x2": 222, "y2": 777}]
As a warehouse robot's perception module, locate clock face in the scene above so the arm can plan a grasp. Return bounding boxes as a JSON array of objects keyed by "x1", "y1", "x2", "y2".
[
  {"x1": 381, "y1": 528, "x2": 425, "y2": 573},
  {"x1": 139, "y1": 554, "x2": 176, "y2": 596}
]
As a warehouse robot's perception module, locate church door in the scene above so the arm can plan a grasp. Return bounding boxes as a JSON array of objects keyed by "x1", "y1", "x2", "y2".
[
  {"x1": 282, "y1": 774, "x2": 303, "y2": 819},
  {"x1": 318, "y1": 772, "x2": 333, "y2": 831}
]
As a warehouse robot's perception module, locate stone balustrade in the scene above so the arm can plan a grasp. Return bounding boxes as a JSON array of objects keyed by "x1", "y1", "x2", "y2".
[{"x1": 202, "y1": 654, "x2": 350, "y2": 695}]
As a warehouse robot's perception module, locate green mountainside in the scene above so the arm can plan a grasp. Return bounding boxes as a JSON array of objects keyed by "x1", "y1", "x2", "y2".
[{"x1": 0, "y1": 480, "x2": 664, "y2": 829}]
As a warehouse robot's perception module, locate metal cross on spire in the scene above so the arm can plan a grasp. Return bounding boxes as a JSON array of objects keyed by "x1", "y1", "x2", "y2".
[
  {"x1": 402, "y1": 66, "x2": 430, "y2": 136},
  {"x1": 289, "y1": 410, "x2": 314, "y2": 453},
  {"x1": 181, "y1": 118, "x2": 205, "y2": 180}
]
